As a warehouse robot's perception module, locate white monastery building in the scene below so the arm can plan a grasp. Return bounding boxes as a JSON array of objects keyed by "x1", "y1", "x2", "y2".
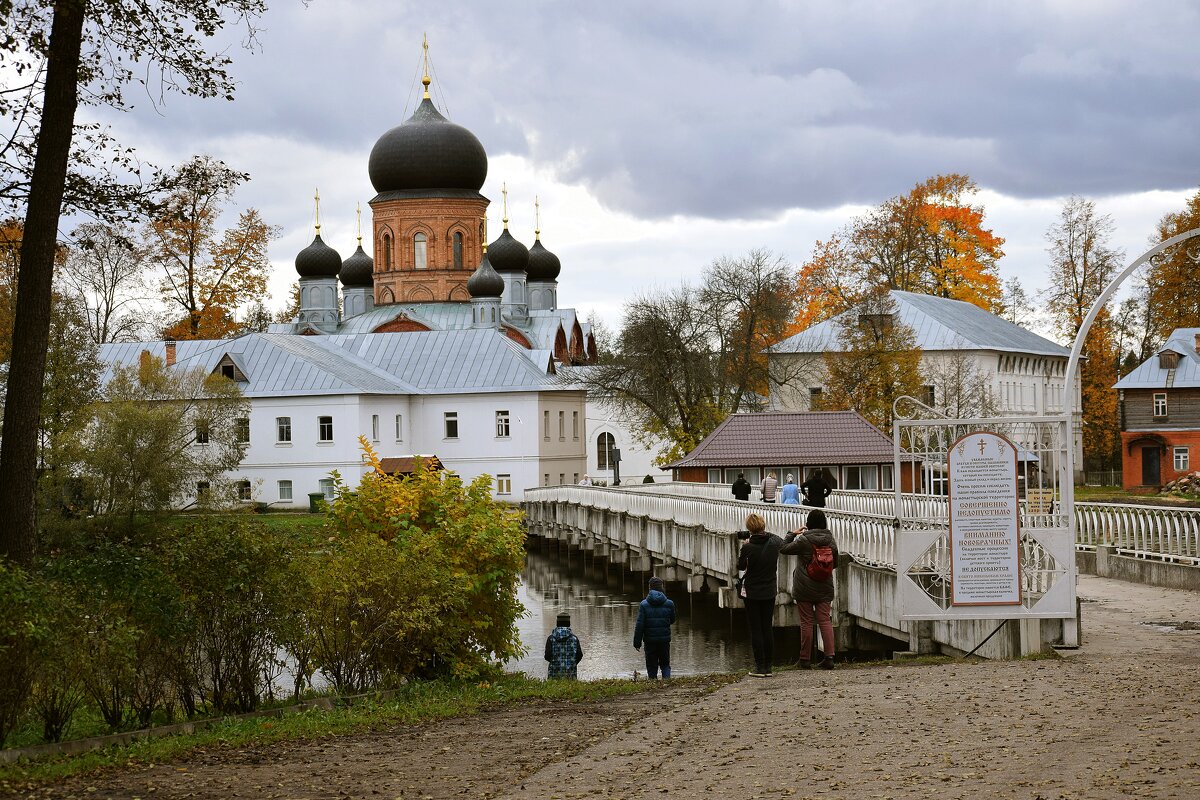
[{"x1": 98, "y1": 66, "x2": 596, "y2": 505}]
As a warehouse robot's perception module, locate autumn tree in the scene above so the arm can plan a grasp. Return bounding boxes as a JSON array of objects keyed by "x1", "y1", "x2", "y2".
[
  {"x1": 1146, "y1": 187, "x2": 1200, "y2": 345},
  {"x1": 577, "y1": 250, "x2": 800, "y2": 465},
  {"x1": 999, "y1": 275, "x2": 1037, "y2": 330},
  {"x1": 146, "y1": 155, "x2": 277, "y2": 340},
  {"x1": 58, "y1": 223, "x2": 151, "y2": 344},
  {"x1": 1042, "y1": 196, "x2": 1123, "y2": 470},
  {"x1": 64, "y1": 354, "x2": 249, "y2": 520},
  {"x1": 794, "y1": 174, "x2": 1005, "y2": 336},
  {"x1": 821, "y1": 290, "x2": 924, "y2": 431},
  {"x1": 0, "y1": 0, "x2": 268, "y2": 566}
]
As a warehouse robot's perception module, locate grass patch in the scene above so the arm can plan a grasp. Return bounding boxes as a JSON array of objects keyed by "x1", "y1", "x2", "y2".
[{"x1": 0, "y1": 673, "x2": 732, "y2": 789}]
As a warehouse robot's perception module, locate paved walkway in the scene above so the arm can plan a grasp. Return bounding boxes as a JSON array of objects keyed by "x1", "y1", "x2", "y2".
[{"x1": 496, "y1": 575, "x2": 1200, "y2": 800}]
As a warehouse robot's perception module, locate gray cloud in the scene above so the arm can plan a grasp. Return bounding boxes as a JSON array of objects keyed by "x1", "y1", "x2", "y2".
[{"x1": 83, "y1": 0, "x2": 1200, "y2": 222}]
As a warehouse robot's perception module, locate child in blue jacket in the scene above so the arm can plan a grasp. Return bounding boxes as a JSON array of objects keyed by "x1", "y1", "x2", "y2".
[{"x1": 633, "y1": 576, "x2": 677, "y2": 679}]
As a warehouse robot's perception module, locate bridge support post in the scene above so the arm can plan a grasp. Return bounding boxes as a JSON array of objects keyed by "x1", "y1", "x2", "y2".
[
  {"x1": 687, "y1": 573, "x2": 710, "y2": 593},
  {"x1": 909, "y1": 620, "x2": 936, "y2": 655}
]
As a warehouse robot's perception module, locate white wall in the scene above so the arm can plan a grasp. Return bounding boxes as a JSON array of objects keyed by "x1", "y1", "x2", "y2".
[{"x1": 585, "y1": 397, "x2": 664, "y2": 485}]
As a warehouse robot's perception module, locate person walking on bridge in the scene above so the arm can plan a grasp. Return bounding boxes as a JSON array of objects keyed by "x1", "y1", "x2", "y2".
[
  {"x1": 781, "y1": 510, "x2": 839, "y2": 670},
  {"x1": 731, "y1": 472, "x2": 752, "y2": 501},
  {"x1": 737, "y1": 513, "x2": 783, "y2": 677},
  {"x1": 760, "y1": 471, "x2": 779, "y2": 503}
]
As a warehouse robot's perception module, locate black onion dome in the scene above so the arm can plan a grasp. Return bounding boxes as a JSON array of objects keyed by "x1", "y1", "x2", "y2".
[
  {"x1": 467, "y1": 251, "x2": 504, "y2": 297},
  {"x1": 295, "y1": 234, "x2": 342, "y2": 278},
  {"x1": 368, "y1": 97, "x2": 488, "y2": 193},
  {"x1": 526, "y1": 237, "x2": 561, "y2": 281},
  {"x1": 339, "y1": 244, "x2": 374, "y2": 287},
  {"x1": 487, "y1": 228, "x2": 529, "y2": 274}
]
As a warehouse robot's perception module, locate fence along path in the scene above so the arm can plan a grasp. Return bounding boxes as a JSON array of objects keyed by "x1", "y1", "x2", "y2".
[{"x1": 537, "y1": 483, "x2": 1200, "y2": 567}]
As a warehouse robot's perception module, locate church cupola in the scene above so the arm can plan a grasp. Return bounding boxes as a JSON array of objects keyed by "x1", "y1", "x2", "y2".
[
  {"x1": 340, "y1": 203, "x2": 375, "y2": 320},
  {"x1": 526, "y1": 196, "x2": 561, "y2": 311},
  {"x1": 468, "y1": 233, "x2": 503, "y2": 329},
  {"x1": 487, "y1": 184, "x2": 530, "y2": 324},
  {"x1": 367, "y1": 38, "x2": 489, "y2": 306},
  {"x1": 296, "y1": 190, "x2": 342, "y2": 333}
]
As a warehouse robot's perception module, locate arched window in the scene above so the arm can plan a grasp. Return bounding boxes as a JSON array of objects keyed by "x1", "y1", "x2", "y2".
[
  {"x1": 383, "y1": 234, "x2": 393, "y2": 270},
  {"x1": 597, "y1": 432, "x2": 616, "y2": 471},
  {"x1": 453, "y1": 231, "x2": 463, "y2": 269},
  {"x1": 414, "y1": 233, "x2": 427, "y2": 269}
]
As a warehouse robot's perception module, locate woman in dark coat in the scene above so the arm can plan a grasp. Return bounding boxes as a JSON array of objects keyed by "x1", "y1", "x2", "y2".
[
  {"x1": 780, "y1": 509, "x2": 839, "y2": 669},
  {"x1": 737, "y1": 512, "x2": 783, "y2": 677}
]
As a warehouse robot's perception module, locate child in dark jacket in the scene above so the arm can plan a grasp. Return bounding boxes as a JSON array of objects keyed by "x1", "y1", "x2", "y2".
[
  {"x1": 544, "y1": 613, "x2": 584, "y2": 679},
  {"x1": 633, "y1": 576, "x2": 677, "y2": 679}
]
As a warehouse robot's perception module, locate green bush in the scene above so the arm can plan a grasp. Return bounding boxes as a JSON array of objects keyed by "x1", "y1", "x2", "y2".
[
  {"x1": 29, "y1": 589, "x2": 88, "y2": 742},
  {"x1": 309, "y1": 442, "x2": 527, "y2": 687},
  {"x1": 0, "y1": 563, "x2": 51, "y2": 746}
]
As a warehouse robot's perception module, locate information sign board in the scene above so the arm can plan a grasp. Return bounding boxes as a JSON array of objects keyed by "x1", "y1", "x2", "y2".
[{"x1": 948, "y1": 431, "x2": 1021, "y2": 606}]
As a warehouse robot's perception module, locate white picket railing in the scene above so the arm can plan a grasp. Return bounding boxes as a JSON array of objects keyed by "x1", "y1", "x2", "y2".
[{"x1": 532, "y1": 482, "x2": 1200, "y2": 567}]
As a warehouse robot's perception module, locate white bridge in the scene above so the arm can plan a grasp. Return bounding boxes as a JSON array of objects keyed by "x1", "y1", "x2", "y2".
[{"x1": 522, "y1": 483, "x2": 1200, "y2": 659}]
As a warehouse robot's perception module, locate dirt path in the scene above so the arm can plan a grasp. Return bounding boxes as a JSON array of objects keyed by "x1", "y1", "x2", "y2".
[{"x1": 9, "y1": 575, "x2": 1200, "y2": 800}]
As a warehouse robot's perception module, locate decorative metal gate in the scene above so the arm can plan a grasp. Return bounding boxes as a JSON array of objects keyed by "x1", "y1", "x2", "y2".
[{"x1": 893, "y1": 410, "x2": 1078, "y2": 626}]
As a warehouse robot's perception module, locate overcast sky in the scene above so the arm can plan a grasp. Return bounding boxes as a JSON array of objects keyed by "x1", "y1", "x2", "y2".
[{"x1": 80, "y1": 1, "x2": 1200, "y2": 339}]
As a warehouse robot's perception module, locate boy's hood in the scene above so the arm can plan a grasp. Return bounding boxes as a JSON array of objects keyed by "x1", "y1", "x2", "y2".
[
  {"x1": 550, "y1": 626, "x2": 575, "y2": 641},
  {"x1": 646, "y1": 589, "x2": 668, "y2": 606}
]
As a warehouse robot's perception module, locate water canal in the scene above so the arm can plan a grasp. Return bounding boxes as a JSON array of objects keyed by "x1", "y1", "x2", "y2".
[{"x1": 506, "y1": 536, "x2": 801, "y2": 679}]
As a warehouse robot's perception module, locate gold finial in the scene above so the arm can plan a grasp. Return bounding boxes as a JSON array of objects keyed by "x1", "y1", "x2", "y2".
[
  {"x1": 481, "y1": 215, "x2": 488, "y2": 253},
  {"x1": 422, "y1": 33, "x2": 431, "y2": 99},
  {"x1": 313, "y1": 188, "x2": 321, "y2": 235},
  {"x1": 501, "y1": 182, "x2": 509, "y2": 228},
  {"x1": 534, "y1": 195, "x2": 541, "y2": 238},
  {"x1": 355, "y1": 202, "x2": 362, "y2": 246}
]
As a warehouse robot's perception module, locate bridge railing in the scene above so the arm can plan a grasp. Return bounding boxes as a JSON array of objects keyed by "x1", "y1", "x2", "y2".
[{"x1": 558, "y1": 482, "x2": 1200, "y2": 566}]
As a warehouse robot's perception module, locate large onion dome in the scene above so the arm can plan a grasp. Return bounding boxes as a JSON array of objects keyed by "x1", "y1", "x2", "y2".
[
  {"x1": 339, "y1": 244, "x2": 374, "y2": 287},
  {"x1": 526, "y1": 237, "x2": 561, "y2": 281},
  {"x1": 467, "y1": 251, "x2": 505, "y2": 297},
  {"x1": 295, "y1": 234, "x2": 342, "y2": 278},
  {"x1": 487, "y1": 228, "x2": 529, "y2": 273},
  {"x1": 368, "y1": 97, "x2": 488, "y2": 193}
]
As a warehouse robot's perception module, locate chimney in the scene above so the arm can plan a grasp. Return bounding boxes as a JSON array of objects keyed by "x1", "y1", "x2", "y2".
[{"x1": 165, "y1": 339, "x2": 176, "y2": 367}]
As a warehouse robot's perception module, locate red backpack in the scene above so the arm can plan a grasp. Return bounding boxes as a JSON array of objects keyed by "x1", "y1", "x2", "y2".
[{"x1": 806, "y1": 540, "x2": 835, "y2": 582}]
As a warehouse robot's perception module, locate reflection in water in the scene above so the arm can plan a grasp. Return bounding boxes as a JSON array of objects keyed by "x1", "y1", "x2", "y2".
[{"x1": 507, "y1": 539, "x2": 799, "y2": 680}]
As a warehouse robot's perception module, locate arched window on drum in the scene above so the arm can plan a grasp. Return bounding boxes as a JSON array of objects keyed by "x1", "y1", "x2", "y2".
[
  {"x1": 414, "y1": 233, "x2": 427, "y2": 270},
  {"x1": 453, "y1": 231, "x2": 463, "y2": 269}
]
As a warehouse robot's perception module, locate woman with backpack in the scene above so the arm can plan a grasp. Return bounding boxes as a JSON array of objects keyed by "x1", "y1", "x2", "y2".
[
  {"x1": 781, "y1": 509, "x2": 839, "y2": 670},
  {"x1": 736, "y1": 512, "x2": 784, "y2": 677}
]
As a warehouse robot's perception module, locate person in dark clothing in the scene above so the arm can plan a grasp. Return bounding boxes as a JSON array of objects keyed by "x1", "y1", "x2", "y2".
[
  {"x1": 800, "y1": 472, "x2": 832, "y2": 508},
  {"x1": 731, "y1": 473, "x2": 752, "y2": 501},
  {"x1": 737, "y1": 512, "x2": 783, "y2": 677},
  {"x1": 780, "y1": 509, "x2": 839, "y2": 670},
  {"x1": 544, "y1": 613, "x2": 584, "y2": 679},
  {"x1": 633, "y1": 576, "x2": 677, "y2": 679}
]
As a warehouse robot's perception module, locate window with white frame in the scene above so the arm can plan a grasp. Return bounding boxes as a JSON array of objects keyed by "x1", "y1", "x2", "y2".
[
  {"x1": 1175, "y1": 447, "x2": 1190, "y2": 472},
  {"x1": 881, "y1": 464, "x2": 894, "y2": 491},
  {"x1": 235, "y1": 417, "x2": 250, "y2": 444},
  {"x1": 843, "y1": 466, "x2": 862, "y2": 491},
  {"x1": 559, "y1": 473, "x2": 565, "y2": 485},
  {"x1": 572, "y1": 411, "x2": 579, "y2": 439},
  {"x1": 708, "y1": 468, "x2": 722, "y2": 483},
  {"x1": 444, "y1": 411, "x2": 459, "y2": 439},
  {"x1": 195, "y1": 420, "x2": 210, "y2": 446},
  {"x1": 318, "y1": 416, "x2": 334, "y2": 442},
  {"x1": 544, "y1": 473, "x2": 550, "y2": 486},
  {"x1": 558, "y1": 411, "x2": 565, "y2": 440},
  {"x1": 1153, "y1": 393, "x2": 1168, "y2": 417},
  {"x1": 414, "y1": 232, "x2": 427, "y2": 269},
  {"x1": 497, "y1": 474, "x2": 512, "y2": 495},
  {"x1": 395, "y1": 413, "x2": 403, "y2": 441},
  {"x1": 278, "y1": 480, "x2": 293, "y2": 501},
  {"x1": 543, "y1": 410, "x2": 550, "y2": 440},
  {"x1": 597, "y1": 432, "x2": 616, "y2": 470},
  {"x1": 237, "y1": 480, "x2": 252, "y2": 501},
  {"x1": 371, "y1": 414, "x2": 379, "y2": 441},
  {"x1": 496, "y1": 410, "x2": 510, "y2": 438},
  {"x1": 319, "y1": 478, "x2": 335, "y2": 500},
  {"x1": 276, "y1": 416, "x2": 292, "y2": 443}
]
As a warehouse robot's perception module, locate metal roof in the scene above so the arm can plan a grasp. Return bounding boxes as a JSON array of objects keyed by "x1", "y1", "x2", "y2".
[
  {"x1": 98, "y1": 329, "x2": 568, "y2": 398},
  {"x1": 1114, "y1": 328, "x2": 1200, "y2": 389},
  {"x1": 666, "y1": 410, "x2": 897, "y2": 468},
  {"x1": 770, "y1": 290, "x2": 1069, "y2": 358}
]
